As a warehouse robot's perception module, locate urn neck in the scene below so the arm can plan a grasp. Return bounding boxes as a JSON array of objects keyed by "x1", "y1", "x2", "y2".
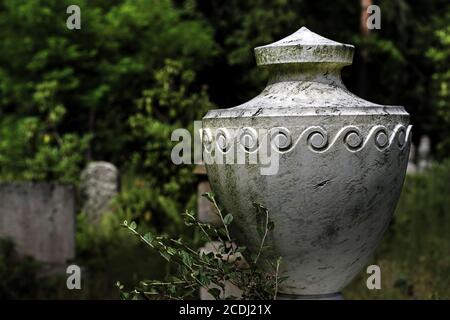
[{"x1": 266, "y1": 63, "x2": 345, "y2": 87}]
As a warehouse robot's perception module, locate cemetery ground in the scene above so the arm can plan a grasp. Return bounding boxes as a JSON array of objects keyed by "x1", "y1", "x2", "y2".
[{"x1": 0, "y1": 160, "x2": 448, "y2": 300}]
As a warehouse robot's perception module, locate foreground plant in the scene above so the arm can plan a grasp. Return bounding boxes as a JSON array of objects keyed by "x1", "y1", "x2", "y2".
[{"x1": 117, "y1": 193, "x2": 286, "y2": 300}]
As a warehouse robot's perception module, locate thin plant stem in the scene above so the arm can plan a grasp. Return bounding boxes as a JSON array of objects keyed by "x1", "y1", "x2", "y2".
[
  {"x1": 209, "y1": 196, "x2": 235, "y2": 256},
  {"x1": 274, "y1": 257, "x2": 281, "y2": 300},
  {"x1": 254, "y1": 207, "x2": 269, "y2": 264}
]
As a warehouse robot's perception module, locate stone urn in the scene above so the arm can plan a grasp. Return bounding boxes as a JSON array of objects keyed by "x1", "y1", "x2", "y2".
[{"x1": 202, "y1": 27, "x2": 411, "y2": 299}]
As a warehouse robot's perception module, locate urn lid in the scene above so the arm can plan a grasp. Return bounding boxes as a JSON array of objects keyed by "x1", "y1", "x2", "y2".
[{"x1": 254, "y1": 27, "x2": 354, "y2": 66}]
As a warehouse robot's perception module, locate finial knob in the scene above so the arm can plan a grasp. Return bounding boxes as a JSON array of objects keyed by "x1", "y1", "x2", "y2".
[{"x1": 254, "y1": 27, "x2": 354, "y2": 66}]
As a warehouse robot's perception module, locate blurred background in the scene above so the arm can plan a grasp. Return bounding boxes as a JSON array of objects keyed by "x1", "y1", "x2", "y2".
[{"x1": 0, "y1": 0, "x2": 448, "y2": 299}]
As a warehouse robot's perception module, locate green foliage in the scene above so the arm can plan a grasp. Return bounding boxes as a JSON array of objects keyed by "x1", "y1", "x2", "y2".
[
  {"x1": 0, "y1": 79, "x2": 91, "y2": 183},
  {"x1": 118, "y1": 194, "x2": 285, "y2": 300},
  {"x1": 0, "y1": 0, "x2": 216, "y2": 166},
  {"x1": 108, "y1": 176, "x2": 188, "y2": 236},
  {"x1": 128, "y1": 58, "x2": 214, "y2": 173},
  {"x1": 392, "y1": 160, "x2": 450, "y2": 269},
  {"x1": 75, "y1": 211, "x2": 169, "y2": 299},
  {"x1": 427, "y1": 17, "x2": 450, "y2": 158},
  {"x1": 0, "y1": 238, "x2": 45, "y2": 299},
  {"x1": 124, "y1": 59, "x2": 214, "y2": 231}
]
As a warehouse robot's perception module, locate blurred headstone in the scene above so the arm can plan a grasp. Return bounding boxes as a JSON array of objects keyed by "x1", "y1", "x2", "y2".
[
  {"x1": 80, "y1": 161, "x2": 119, "y2": 222},
  {"x1": 0, "y1": 182, "x2": 75, "y2": 264},
  {"x1": 406, "y1": 144, "x2": 417, "y2": 174},
  {"x1": 417, "y1": 135, "x2": 431, "y2": 171}
]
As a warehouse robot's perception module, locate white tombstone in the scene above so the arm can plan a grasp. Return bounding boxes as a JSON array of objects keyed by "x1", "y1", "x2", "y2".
[
  {"x1": 418, "y1": 135, "x2": 431, "y2": 171},
  {"x1": 406, "y1": 144, "x2": 417, "y2": 174},
  {"x1": 80, "y1": 161, "x2": 119, "y2": 222}
]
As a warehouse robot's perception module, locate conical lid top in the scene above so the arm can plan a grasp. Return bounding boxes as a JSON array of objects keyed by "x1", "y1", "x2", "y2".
[{"x1": 254, "y1": 27, "x2": 354, "y2": 66}]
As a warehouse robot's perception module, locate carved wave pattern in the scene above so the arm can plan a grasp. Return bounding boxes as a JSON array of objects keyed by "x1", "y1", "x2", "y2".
[{"x1": 202, "y1": 124, "x2": 412, "y2": 154}]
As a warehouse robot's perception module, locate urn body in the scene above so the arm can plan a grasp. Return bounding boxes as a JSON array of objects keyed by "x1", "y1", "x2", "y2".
[{"x1": 202, "y1": 27, "x2": 411, "y2": 296}]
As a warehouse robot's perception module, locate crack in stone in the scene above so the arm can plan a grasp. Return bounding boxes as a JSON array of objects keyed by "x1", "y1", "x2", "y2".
[
  {"x1": 314, "y1": 179, "x2": 330, "y2": 189},
  {"x1": 252, "y1": 107, "x2": 263, "y2": 117}
]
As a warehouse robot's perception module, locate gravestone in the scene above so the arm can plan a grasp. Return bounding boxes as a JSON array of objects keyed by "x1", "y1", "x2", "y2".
[
  {"x1": 0, "y1": 182, "x2": 75, "y2": 264},
  {"x1": 418, "y1": 135, "x2": 431, "y2": 171},
  {"x1": 80, "y1": 161, "x2": 119, "y2": 222},
  {"x1": 406, "y1": 144, "x2": 417, "y2": 174}
]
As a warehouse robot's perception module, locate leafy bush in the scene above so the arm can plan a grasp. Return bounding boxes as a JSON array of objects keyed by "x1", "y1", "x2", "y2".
[
  {"x1": 109, "y1": 178, "x2": 184, "y2": 237},
  {"x1": 0, "y1": 0, "x2": 216, "y2": 163},
  {"x1": 73, "y1": 211, "x2": 168, "y2": 299},
  {"x1": 0, "y1": 0, "x2": 216, "y2": 188},
  {"x1": 427, "y1": 17, "x2": 450, "y2": 158},
  {"x1": 118, "y1": 194, "x2": 285, "y2": 300},
  {"x1": 0, "y1": 80, "x2": 90, "y2": 183},
  {"x1": 122, "y1": 58, "x2": 214, "y2": 232}
]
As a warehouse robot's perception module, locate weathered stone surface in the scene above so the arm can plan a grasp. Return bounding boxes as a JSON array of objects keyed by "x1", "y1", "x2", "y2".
[
  {"x1": 0, "y1": 182, "x2": 75, "y2": 264},
  {"x1": 80, "y1": 161, "x2": 119, "y2": 222},
  {"x1": 202, "y1": 27, "x2": 411, "y2": 298},
  {"x1": 254, "y1": 26, "x2": 354, "y2": 66}
]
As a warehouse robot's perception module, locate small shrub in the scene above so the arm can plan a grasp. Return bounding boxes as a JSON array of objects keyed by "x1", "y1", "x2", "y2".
[{"x1": 118, "y1": 193, "x2": 286, "y2": 300}]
